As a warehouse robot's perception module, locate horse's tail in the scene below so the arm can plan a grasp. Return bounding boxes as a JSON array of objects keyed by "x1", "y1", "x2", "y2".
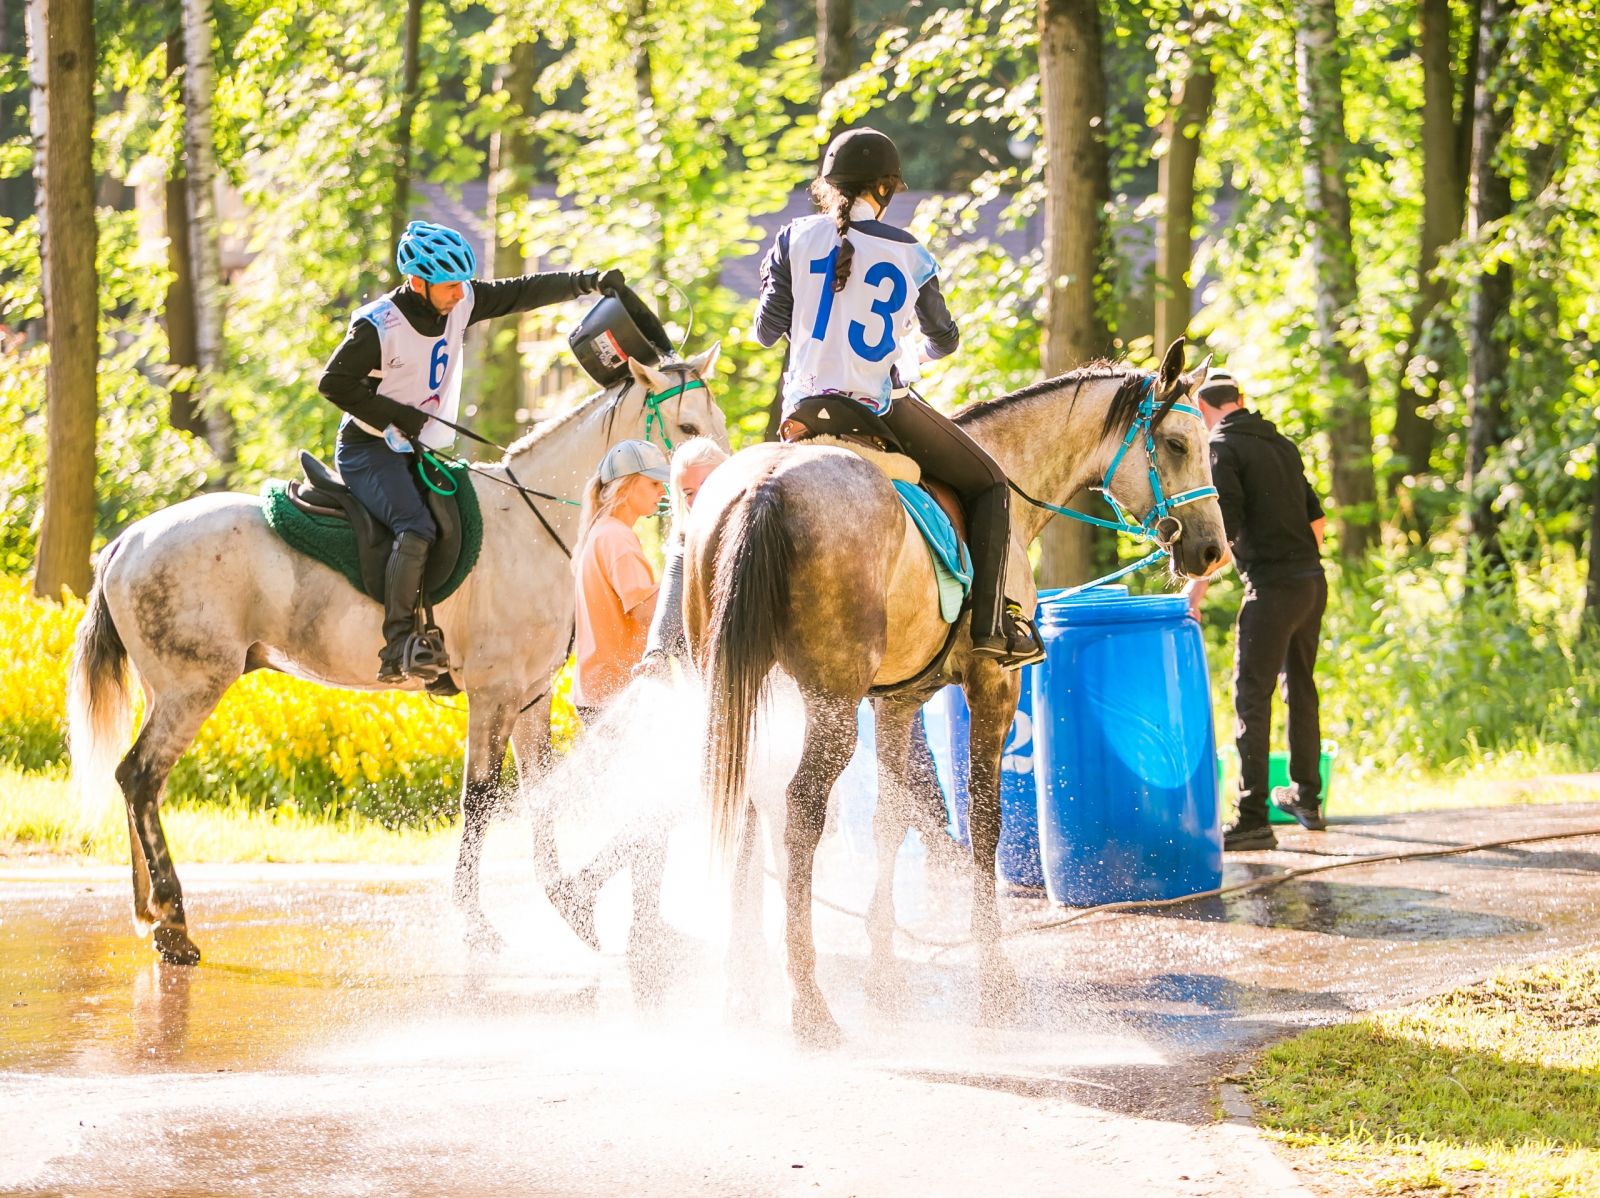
[
  {"x1": 702, "y1": 473, "x2": 793, "y2": 862},
  {"x1": 68, "y1": 543, "x2": 134, "y2": 814}
]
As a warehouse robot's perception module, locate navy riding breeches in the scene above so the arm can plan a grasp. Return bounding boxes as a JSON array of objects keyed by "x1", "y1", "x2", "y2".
[{"x1": 335, "y1": 428, "x2": 438, "y2": 543}]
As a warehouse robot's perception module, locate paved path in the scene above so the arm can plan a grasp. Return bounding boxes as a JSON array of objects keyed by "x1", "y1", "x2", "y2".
[{"x1": 3, "y1": 802, "x2": 1598, "y2": 1197}]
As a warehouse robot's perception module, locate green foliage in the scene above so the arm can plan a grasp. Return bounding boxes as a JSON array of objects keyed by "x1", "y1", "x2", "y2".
[{"x1": 1195, "y1": 546, "x2": 1600, "y2": 781}]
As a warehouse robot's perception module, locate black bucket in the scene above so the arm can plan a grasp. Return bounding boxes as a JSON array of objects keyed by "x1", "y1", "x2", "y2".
[{"x1": 568, "y1": 284, "x2": 674, "y2": 387}]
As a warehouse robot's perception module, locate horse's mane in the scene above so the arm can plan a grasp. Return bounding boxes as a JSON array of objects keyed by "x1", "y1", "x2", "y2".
[
  {"x1": 500, "y1": 359, "x2": 699, "y2": 463},
  {"x1": 500, "y1": 384, "x2": 623, "y2": 462},
  {"x1": 954, "y1": 360, "x2": 1153, "y2": 442}
]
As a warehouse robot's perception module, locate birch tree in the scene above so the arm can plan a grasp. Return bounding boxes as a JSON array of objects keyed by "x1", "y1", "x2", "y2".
[{"x1": 181, "y1": 0, "x2": 232, "y2": 467}]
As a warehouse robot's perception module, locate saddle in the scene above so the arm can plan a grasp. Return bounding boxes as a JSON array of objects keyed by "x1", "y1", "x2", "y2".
[
  {"x1": 285, "y1": 451, "x2": 465, "y2": 604},
  {"x1": 783, "y1": 396, "x2": 967, "y2": 541}
]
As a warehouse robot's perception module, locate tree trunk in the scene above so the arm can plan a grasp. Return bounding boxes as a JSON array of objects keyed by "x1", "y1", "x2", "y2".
[
  {"x1": 1463, "y1": 0, "x2": 1515, "y2": 578},
  {"x1": 390, "y1": 0, "x2": 423, "y2": 267},
  {"x1": 476, "y1": 39, "x2": 538, "y2": 454},
  {"x1": 1036, "y1": 0, "x2": 1115, "y2": 588},
  {"x1": 27, "y1": 0, "x2": 97, "y2": 600},
  {"x1": 181, "y1": 0, "x2": 232, "y2": 468},
  {"x1": 1153, "y1": 19, "x2": 1213, "y2": 354},
  {"x1": 816, "y1": 0, "x2": 853, "y2": 91},
  {"x1": 164, "y1": 28, "x2": 201, "y2": 437},
  {"x1": 1390, "y1": 0, "x2": 1464, "y2": 504},
  {"x1": 1293, "y1": 0, "x2": 1377, "y2": 558}
]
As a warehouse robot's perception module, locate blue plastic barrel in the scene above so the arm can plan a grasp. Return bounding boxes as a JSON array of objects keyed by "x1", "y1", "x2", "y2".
[
  {"x1": 921, "y1": 586, "x2": 1130, "y2": 888},
  {"x1": 1031, "y1": 592, "x2": 1221, "y2": 906}
]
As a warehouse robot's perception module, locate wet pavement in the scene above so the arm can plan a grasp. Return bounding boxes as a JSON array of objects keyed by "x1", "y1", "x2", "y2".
[{"x1": 3, "y1": 801, "x2": 1599, "y2": 1197}]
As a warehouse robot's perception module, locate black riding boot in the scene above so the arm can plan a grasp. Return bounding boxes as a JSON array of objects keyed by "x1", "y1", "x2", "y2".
[
  {"x1": 377, "y1": 531, "x2": 440, "y2": 683},
  {"x1": 964, "y1": 485, "x2": 1045, "y2": 668}
]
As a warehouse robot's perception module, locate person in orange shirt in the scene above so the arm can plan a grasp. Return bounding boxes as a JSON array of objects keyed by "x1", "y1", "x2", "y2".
[
  {"x1": 549, "y1": 439, "x2": 672, "y2": 952},
  {"x1": 571, "y1": 439, "x2": 669, "y2": 718}
]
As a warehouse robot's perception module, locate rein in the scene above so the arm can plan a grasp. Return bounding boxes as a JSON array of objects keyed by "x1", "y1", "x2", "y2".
[
  {"x1": 411, "y1": 372, "x2": 705, "y2": 558},
  {"x1": 1004, "y1": 376, "x2": 1219, "y2": 593}
]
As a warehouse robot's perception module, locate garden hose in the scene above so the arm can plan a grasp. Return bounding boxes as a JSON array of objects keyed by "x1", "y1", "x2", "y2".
[{"x1": 775, "y1": 823, "x2": 1600, "y2": 955}]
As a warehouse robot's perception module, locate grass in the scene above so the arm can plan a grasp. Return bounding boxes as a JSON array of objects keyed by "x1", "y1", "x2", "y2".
[
  {"x1": 0, "y1": 766, "x2": 453, "y2": 865},
  {"x1": 1245, "y1": 951, "x2": 1600, "y2": 1197}
]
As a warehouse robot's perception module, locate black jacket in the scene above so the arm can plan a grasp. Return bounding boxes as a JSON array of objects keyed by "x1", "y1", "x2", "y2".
[
  {"x1": 1209, "y1": 408, "x2": 1325, "y2": 585},
  {"x1": 318, "y1": 272, "x2": 597, "y2": 438}
]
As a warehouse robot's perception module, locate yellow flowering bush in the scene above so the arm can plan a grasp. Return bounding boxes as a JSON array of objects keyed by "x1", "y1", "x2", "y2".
[{"x1": 0, "y1": 576, "x2": 577, "y2": 827}]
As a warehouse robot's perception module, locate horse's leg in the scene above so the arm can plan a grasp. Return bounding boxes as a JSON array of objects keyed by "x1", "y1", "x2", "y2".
[
  {"x1": 784, "y1": 692, "x2": 858, "y2": 1047},
  {"x1": 865, "y1": 696, "x2": 919, "y2": 1010},
  {"x1": 116, "y1": 682, "x2": 231, "y2": 965},
  {"x1": 453, "y1": 694, "x2": 517, "y2": 952},
  {"x1": 964, "y1": 662, "x2": 1024, "y2": 1023},
  {"x1": 508, "y1": 695, "x2": 559, "y2": 885},
  {"x1": 726, "y1": 798, "x2": 766, "y2": 1022}
]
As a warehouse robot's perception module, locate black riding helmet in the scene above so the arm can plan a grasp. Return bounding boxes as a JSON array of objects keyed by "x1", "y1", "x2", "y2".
[{"x1": 820, "y1": 127, "x2": 907, "y2": 192}]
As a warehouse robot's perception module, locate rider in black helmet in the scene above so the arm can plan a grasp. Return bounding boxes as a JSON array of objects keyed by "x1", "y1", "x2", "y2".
[{"x1": 754, "y1": 127, "x2": 1040, "y2": 666}]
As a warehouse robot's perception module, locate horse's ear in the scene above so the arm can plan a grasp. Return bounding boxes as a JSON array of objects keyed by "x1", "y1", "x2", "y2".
[
  {"x1": 1158, "y1": 337, "x2": 1187, "y2": 393},
  {"x1": 1181, "y1": 353, "x2": 1214, "y2": 396},
  {"x1": 628, "y1": 356, "x2": 672, "y2": 392},
  {"x1": 686, "y1": 339, "x2": 721, "y2": 380}
]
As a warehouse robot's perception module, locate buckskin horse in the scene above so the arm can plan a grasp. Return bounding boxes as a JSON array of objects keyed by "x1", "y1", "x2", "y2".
[
  {"x1": 68, "y1": 346, "x2": 726, "y2": 964},
  {"x1": 686, "y1": 339, "x2": 1227, "y2": 1045}
]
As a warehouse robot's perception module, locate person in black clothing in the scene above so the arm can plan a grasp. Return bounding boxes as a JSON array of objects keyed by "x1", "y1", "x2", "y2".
[
  {"x1": 1183, "y1": 371, "x2": 1328, "y2": 850},
  {"x1": 318, "y1": 219, "x2": 623, "y2": 682}
]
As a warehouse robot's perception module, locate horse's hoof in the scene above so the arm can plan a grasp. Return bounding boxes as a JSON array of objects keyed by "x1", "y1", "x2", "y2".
[
  {"x1": 465, "y1": 918, "x2": 506, "y2": 956},
  {"x1": 864, "y1": 959, "x2": 907, "y2": 1015},
  {"x1": 792, "y1": 999, "x2": 843, "y2": 1050},
  {"x1": 725, "y1": 987, "x2": 763, "y2": 1027},
  {"x1": 978, "y1": 953, "x2": 1023, "y2": 1025},
  {"x1": 152, "y1": 925, "x2": 201, "y2": 966},
  {"x1": 546, "y1": 879, "x2": 601, "y2": 952}
]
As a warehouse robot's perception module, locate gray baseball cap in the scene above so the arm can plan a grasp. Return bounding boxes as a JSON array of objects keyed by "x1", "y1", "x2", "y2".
[{"x1": 599, "y1": 438, "x2": 671, "y2": 484}]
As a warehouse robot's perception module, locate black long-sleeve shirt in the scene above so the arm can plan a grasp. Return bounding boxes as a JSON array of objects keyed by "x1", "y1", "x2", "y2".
[
  {"x1": 318, "y1": 271, "x2": 596, "y2": 438},
  {"x1": 1208, "y1": 408, "x2": 1325, "y2": 585}
]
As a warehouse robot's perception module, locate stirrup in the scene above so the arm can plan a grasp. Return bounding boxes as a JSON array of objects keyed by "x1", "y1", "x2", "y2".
[
  {"x1": 377, "y1": 627, "x2": 449, "y2": 683},
  {"x1": 970, "y1": 606, "x2": 1046, "y2": 671}
]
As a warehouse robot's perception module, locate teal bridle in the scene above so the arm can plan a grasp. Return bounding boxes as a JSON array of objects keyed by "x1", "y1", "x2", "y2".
[
  {"x1": 1012, "y1": 375, "x2": 1219, "y2": 587},
  {"x1": 641, "y1": 368, "x2": 710, "y2": 454}
]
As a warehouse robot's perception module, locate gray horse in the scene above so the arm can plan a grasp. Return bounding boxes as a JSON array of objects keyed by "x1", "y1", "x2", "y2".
[
  {"x1": 67, "y1": 347, "x2": 725, "y2": 964},
  {"x1": 685, "y1": 340, "x2": 1227, "y2": 1045}
]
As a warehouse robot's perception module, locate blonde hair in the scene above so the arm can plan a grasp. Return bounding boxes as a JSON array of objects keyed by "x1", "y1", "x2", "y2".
[
  {"x1": 669, "y1": 437, "x2": 730, "y2": 526},
  {"x1": 573, "y1": 473, "x2": 632, "y2": 573}
]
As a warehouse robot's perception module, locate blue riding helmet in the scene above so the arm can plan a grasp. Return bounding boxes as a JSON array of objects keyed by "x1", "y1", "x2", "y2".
[{"x1": 395, "y1": 220, "x2": 477, "y2": 284}]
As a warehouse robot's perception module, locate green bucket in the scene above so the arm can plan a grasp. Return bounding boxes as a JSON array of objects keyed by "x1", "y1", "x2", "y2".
[{"x1": 1266, "y1": 743, "x2": 1336, "y2": 823}]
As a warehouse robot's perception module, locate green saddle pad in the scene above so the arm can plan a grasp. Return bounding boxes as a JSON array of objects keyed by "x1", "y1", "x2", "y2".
[{"x1": 260, "y1": 459, "x2": 483, "y2": 604}]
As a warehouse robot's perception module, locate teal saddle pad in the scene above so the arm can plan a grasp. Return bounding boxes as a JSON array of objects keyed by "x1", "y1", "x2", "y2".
[{"x1": 892, "y1": 479, "x2": 971, "y2": 623}]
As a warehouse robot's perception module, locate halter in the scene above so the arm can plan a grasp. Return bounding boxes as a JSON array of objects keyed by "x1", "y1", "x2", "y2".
[
  {"x1": 1012, "y1": 374, "x2": 1219, "y2": 587},
  {"x1": 642, "y1": 369, "x2": 709, "y2": 454}
]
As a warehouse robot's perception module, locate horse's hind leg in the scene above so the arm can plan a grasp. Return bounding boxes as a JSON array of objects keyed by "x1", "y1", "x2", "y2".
[
  {"x1": 454, "y1": 694, "x2": 517, "y2": 952},
  {"x1": 964, "y1": 663, "x2": 1024, "y2": 1022},
  {"x1": 865, "y1": 696, "x2": 919, "y2": 1011},
  {"x1": 117, "y1": 683, "x2": 231, "y2": 965},
  {"x1": 784, "y1": 692, "x2": 858, "y2": 1047}
]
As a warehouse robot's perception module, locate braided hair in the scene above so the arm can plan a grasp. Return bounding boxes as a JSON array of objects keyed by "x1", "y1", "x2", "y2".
[{"x1": 807, "y1": 174, "x2": 903, "y2": 293}]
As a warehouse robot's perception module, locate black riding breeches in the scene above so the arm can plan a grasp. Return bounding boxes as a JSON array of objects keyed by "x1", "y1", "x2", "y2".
[{"x1": 873, "y1": 396, "x2": 1010, "y2": 640}]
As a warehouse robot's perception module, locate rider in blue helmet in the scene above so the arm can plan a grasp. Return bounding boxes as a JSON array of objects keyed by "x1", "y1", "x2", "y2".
[{"x1": 319, "y1": 219, "x2": 624, "y2": 683}]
